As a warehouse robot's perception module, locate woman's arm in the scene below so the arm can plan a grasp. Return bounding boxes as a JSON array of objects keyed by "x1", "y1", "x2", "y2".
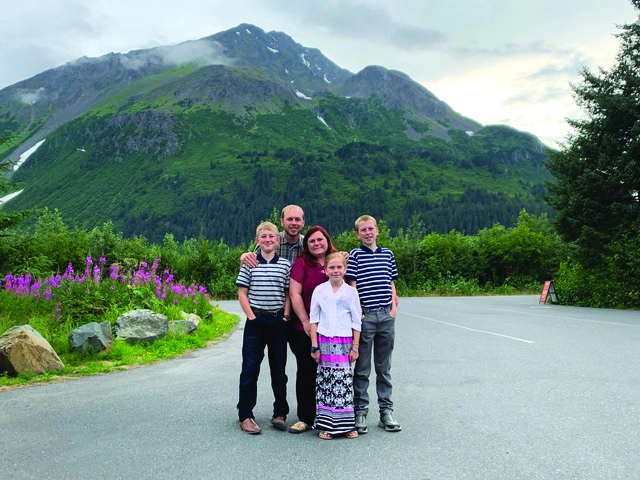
[{"x1": 290, "y1": 278, "x2": 311, "y2": 335}]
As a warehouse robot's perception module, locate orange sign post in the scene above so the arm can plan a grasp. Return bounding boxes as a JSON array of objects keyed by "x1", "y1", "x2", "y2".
[{"x1": 539, "y1": 281, "x2": 558, "y2": 304}]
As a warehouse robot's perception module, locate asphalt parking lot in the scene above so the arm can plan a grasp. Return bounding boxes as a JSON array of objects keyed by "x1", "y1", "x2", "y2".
[{"x1": 2, "y1": 296, "x2": 639, "y2": 480}]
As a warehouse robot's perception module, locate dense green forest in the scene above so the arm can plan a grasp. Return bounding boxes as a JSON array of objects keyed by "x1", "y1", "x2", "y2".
[{"x1": 0, "y1": 207, "x2": 565, "y2": 300}]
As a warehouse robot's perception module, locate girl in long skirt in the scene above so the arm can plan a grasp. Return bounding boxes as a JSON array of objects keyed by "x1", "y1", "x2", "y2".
[{"x1": 309, "y1": 253, "x2": 362, "y2": 440}]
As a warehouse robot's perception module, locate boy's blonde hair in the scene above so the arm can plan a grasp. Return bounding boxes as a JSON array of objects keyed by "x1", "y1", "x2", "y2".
[
  {"x1": 354, "y1": 215, "x2": 377, "y2": 231},
  {"x1": 256, "y1": 221, "x2": 279, "y2": 237},
  {"x1": 324, "y1": 252, "x2": 346, "y2": 267}
]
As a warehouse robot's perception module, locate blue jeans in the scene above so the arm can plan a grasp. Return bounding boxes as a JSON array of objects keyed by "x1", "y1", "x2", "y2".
[
  {"x1": 353, "y1": 308, "x2": 395, "y2": 415},
  {"x1": 237, "y1": 312, "x2": 289, "y2": 421}
]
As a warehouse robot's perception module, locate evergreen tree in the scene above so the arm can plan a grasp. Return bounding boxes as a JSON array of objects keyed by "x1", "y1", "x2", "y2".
[{"x1": 546, "y1": 1, "x2": 640, "y2": 265}]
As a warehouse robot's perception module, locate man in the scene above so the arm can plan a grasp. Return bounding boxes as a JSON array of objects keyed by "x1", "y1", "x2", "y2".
[{"x1": 240, "y1": 205, "x2": 305, "y2": 267}]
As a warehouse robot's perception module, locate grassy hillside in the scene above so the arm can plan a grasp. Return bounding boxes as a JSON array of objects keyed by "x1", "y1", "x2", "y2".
[{"x1": 6, "y1": 84, "x2": 553, "y2": 245}]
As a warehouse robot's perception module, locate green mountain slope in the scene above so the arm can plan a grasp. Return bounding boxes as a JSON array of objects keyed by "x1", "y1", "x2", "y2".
[{"x1": 0, "y1": 24, "x2": 553, "y2": 245}]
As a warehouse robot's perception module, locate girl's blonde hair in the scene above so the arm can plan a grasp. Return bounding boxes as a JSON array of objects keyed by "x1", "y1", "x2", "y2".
[{"x1": 324, "y1": 252, "x2": 346, "y2": 267}]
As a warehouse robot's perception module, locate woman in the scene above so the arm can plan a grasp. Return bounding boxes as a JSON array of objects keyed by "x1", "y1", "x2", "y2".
[{"x1": 287, "y1": 225, "x2": 338, "y2": 433}]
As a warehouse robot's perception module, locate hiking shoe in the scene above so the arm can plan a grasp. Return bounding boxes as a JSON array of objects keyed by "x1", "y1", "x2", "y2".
[
  {"x1": 378, "y1": 412, "x2": 401, "y2": 432},
  {"x1": 355, "y1": 413, "x2": 368, "y2": 434},
  {"x1": 271, "y1": 416, "x2": 287, "y2": 431}
]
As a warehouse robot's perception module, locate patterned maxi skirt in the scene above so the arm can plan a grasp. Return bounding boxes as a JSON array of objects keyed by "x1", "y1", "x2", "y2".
[{"x1": 313, "y1": 334, "x2": 355, "y2": 434}]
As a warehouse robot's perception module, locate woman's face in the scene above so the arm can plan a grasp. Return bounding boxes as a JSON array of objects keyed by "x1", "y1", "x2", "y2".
[{"x1": 307, "y1": 231, "x2": 328, "y2": 259}]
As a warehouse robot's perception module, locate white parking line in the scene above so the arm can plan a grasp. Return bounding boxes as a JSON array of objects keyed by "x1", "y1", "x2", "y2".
[
  {"x1": 458, "y1": 303, "x2": 640, "y2": 328},
  {"x1": 402, "y1": 312, "x2": 535, "y2": 343}
]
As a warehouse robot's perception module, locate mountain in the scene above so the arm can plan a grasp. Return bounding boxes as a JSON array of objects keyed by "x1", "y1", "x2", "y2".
[{"x1": 0, "y1": 24, "x2": 553, "y2": 245}]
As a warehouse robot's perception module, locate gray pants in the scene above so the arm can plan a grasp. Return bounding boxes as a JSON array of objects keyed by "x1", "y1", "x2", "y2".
[{"x1": 353, "y1": 308, "x2": 395, "y2": 415}]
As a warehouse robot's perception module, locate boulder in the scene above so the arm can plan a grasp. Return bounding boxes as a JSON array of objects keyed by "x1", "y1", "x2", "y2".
[
  {"x1": 68, "y1": 321, "x2": 113, "y2": 355},
  {"x1": 0, "y1": 325, "x2": 65, "y2": 376},
  {"x1": 115, "y1": 309, "x2": 168, "y2": 344},
  {"x1": 179, "y1": 311, "x2": 201, "y2": 328},
  {"x1": 168, "y1": 319, "x2": 197, "y2": 335}
]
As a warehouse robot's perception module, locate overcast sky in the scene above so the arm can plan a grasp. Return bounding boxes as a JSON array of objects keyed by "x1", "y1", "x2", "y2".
[{"x1": 1, "y1": 0, "x2": 638, "y2": 146}]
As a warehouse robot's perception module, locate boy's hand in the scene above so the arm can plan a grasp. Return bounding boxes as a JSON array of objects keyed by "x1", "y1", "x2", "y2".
[
  {"x1": 311, "y1": 350, "x2": 321, "y2": 363},
  {"x1": 240, "y1": 252, "x2": 259, "y2": 268}
]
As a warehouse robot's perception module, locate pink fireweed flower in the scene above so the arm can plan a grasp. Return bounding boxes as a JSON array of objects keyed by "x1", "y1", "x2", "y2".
[
  {"x1": 93, "y1": 265, "x2": 101, "y2": 282},
  {"x1": 99, "y1": 257, "x2": 106, "y2": 264},
  {"x1": 44, "y1": 290, "x2": 52, "y2": 300},
  {"x1": 110, "y1": 265, "x2": 119, "y2": 279},
  {"x1": 63, "y1": 264, "x2": 74, "y2": 280}
]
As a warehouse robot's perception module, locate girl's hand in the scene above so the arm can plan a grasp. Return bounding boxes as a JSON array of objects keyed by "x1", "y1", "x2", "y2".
[
  {"x1": 311, "y1": 350, "x2": 321, "y2": 363},
  {"x1": 349, "y1": 349, "x2": 359, "y2": 363}
]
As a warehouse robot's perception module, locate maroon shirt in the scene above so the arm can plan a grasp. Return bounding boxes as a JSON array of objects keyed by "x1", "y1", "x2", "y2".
[{"x1": 290, "y1": 256, "x2": 327, "y2": 331}]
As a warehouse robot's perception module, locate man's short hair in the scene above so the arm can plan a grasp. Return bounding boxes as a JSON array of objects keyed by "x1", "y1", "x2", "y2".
[
  {"x1": 281, "y1": 205, "x2": 305, "y2": 220},
  {"x1": 354, "y1": 215, "x2": 377, "y2": 231},
  {"x1": 256, "y1": 221, "x2": 279, "y2": 236}
]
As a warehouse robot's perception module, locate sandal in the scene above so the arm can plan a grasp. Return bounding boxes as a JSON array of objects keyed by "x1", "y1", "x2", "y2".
[
  {"x1": 346, "y1": 430, "x2": 358, "y2": 439},
  {"x1": 288, "y1": 421, "x2": 311, "y2": 434},
  {"x1": 319, "y1": 431, "x2": 333, "y2": 440}
]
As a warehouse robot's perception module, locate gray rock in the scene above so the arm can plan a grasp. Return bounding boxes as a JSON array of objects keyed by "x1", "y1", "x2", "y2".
[
  {"x1": 68, "y1": 321, "x2": 113, "y2": 355},
  {"x1": 0, "y1": 325, "x2": 65, "y2": 376},
  {"x1": 168, "y1": 320, "x2": 197, "y2": 335},
  {"x1": 179, "y1": 311, "x2": 201, "y2": 328},
  {"x1": 115, "y1": 309, "x2": 168, "y2": 344}
]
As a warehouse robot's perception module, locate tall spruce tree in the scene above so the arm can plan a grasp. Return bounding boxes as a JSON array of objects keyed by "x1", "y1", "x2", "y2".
[{"x1": 546, "y1": 0, "x2": 640, "y2": 266}]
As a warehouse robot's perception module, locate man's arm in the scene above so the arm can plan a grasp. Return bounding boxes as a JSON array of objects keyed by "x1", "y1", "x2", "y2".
[
  {"x1": 238, "y1": 287, "x2": 255, "y2": 320},
  {"x1": 239, "y1": 252, "x2": 259, "y2": 269}
]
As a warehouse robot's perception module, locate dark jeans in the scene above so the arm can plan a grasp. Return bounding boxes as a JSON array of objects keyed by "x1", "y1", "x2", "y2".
[
  {"x1": 237, "y1": 312, "x2": 289, "y2": 421},
  {"x1": 288, "y1": 325, "x2": 318, "y2": 425}
]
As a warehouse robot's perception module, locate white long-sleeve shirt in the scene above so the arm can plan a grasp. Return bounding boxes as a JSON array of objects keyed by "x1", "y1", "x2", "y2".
[{"x1": 309, "y1": 280, "x2": 362, "y2": 337}]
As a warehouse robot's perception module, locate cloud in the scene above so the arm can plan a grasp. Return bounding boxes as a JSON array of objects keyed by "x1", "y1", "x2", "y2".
[
  {"x1": 452, "y1": 41, "x2": 574, "y2": 59},
  {"x1": 16, "y1": 87, "x2": 46, "y2": 105},
  {"x1": 264, "y1": 0, "x2": 445, "y2": 49},
  {"x1": 118, "y1": 39, "x2": 231, "y2": 70}
]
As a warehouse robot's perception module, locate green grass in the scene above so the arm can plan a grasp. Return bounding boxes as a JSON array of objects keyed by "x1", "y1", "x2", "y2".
[{"x1": 0, "y1": 305, "x2": 239, "y2": 390}]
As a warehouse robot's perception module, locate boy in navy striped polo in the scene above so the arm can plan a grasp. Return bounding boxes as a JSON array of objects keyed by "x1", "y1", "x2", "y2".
[
  {"x1": 345, "y1": 215, "x2": 401, "y2": 434},
  {"x1": 236, "y1": 221, "x2": 292, "y2": 434}
]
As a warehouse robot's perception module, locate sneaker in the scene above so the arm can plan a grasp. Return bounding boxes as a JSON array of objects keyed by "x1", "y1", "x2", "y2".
[
  {"x1": 378, "y1": 412, "x2": 401, "y2": 432},
  {"x1": 355, "y1": 413, "x2": 368, "y2": 434}
]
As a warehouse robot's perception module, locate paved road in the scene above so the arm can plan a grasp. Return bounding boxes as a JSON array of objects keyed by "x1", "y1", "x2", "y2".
[{"x1": 2, "y1": 296, "x2": 640, "y2": 480}]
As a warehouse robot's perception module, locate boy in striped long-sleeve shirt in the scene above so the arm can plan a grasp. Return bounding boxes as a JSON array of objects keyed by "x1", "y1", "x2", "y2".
[
  {"x1": 236, "y1": 221, "x2": 291, "y2": 434},
  {"x1": 345, "y1": 215, "x2": 401, "y2": 434}
]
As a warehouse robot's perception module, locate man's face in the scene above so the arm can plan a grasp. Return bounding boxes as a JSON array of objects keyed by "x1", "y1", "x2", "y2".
[
  {"x1": 356, "y1": 220, "x2": 378, "y2": 248},
  {"x1": 281, "y1": 207, "x2": 305, "y2": 239}
]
